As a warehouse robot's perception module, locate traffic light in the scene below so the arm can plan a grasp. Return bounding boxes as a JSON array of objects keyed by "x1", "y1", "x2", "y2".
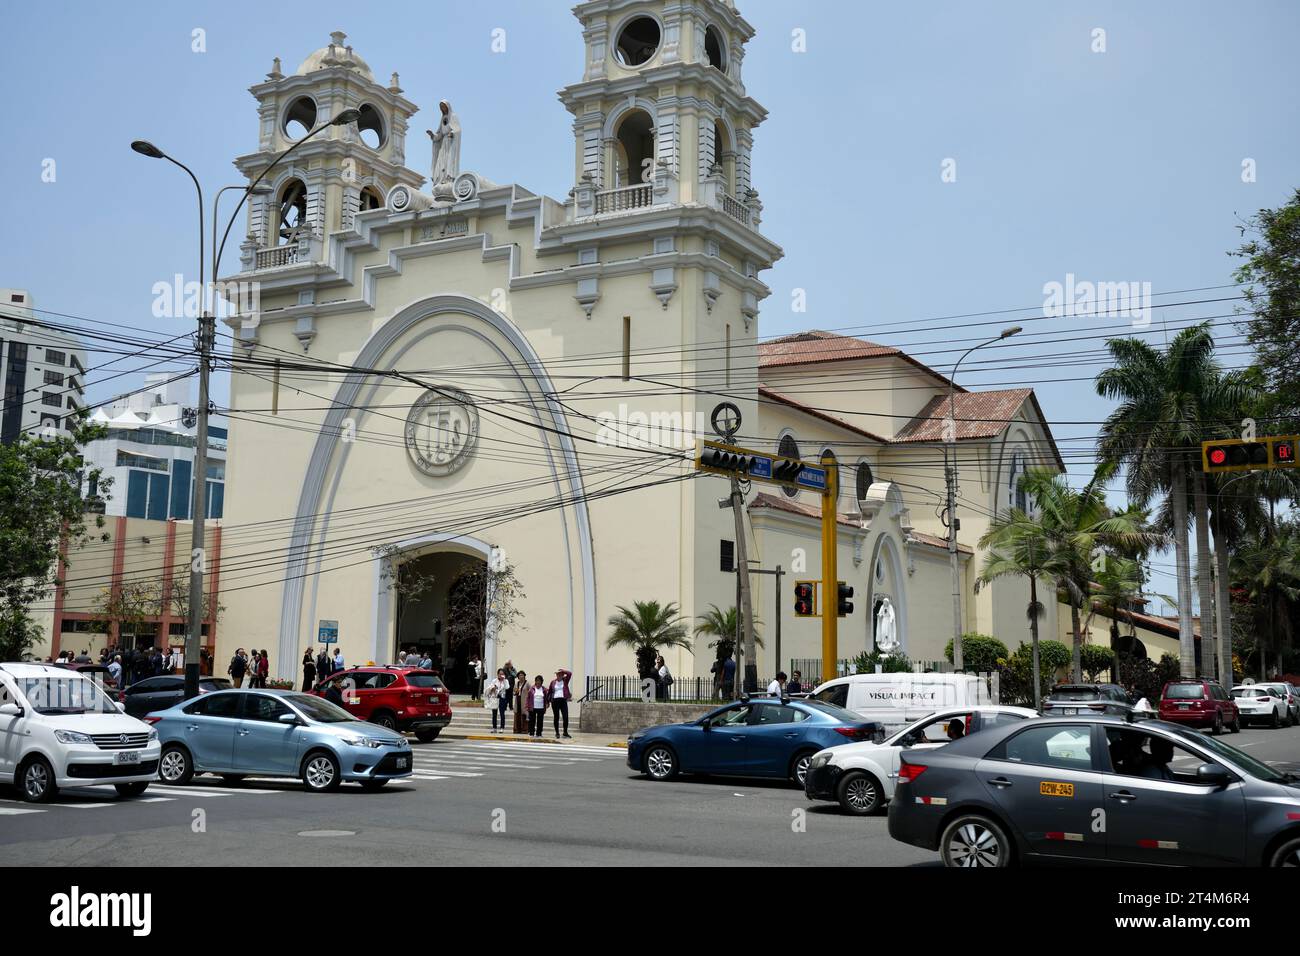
[
  {"x1": 794, "y1": 581, "x2": 817, "y2": 617},
  {"x1": 699, "y1": 446, "x2": 755, "y2": 474},
  {"x1": 1202, "y1": 437, "x2": 1300, "y2": 473},
  {"x1": 837, "y1": 582, "x2": 854, "y2": 617},
  {"x1": 772, "y1": 458, "x2": 803, "y2": 483}
]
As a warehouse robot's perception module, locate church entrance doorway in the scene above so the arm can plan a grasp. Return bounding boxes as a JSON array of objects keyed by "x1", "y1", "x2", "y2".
[{"x1": 391, "y1": 549, "x2": 488, "y2": 694}]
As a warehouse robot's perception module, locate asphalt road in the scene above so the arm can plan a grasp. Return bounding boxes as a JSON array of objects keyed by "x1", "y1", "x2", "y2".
[{"x1": 3, "y1": 724, "x2": 1298, "y2": 867}]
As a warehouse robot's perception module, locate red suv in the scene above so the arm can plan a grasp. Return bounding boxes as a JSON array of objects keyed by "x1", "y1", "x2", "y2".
[
  {"x1": 315, "y1": 667, "x2": 452, "y2": 742},
  {"x1": 1158, "y1": 679, "x2": 1240, "y2": 734}
]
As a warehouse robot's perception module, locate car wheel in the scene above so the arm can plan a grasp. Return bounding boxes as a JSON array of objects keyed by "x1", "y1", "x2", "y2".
[
  {"x1": 371, "y1": 713, "x2": 397, "y2": 731},
  {"x1": 836, "y1": 770, "x2": 882, "y2": 815},
  {"x1": 302, "y1": 750, "x2": 342, "y2": 792},
  {"x1": 1272, "y1": 709, "x2": 1282, "y2": 729},
  {"x1": 1268, "y1": 837, "x2": 1300, "y2": 867},
  {"x1": 790, "y1": 751, "x2": 816, "y2": 788},
  {"x1": 415, "y1": 728, "x2": 439, "y2": 743},
  {"x1": 1212, "y1": 713, "x2": 1223, "y2": 736},
  {"x1": 115, "y1": 781, "x2": 148, "y2": 798},
  {"x1": 361, "y1": 779, "x2": 388, "y2": 792},
  {"x1": 18, "y1": 756, "x2": 58, "y2": 804},
  {"x1": 1230, "y1": 714, "x2": 1242, "y2": 733},
  {"x1": 158, "y1": 745, "x2": 194, "y2": 785},
  {"x1": 940, "y1": 814, "x2": 1013, "y2": 868},
  {"x1": 643, "y1": 744, "x2": 677, "y2": 781}
]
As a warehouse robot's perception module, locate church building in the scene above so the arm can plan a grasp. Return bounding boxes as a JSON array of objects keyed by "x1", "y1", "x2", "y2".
[{"x1": 215, "y1": 1, "x2": 1157, "y2": 690}]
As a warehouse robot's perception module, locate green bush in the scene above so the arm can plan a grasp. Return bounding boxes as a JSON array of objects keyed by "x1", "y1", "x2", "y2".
[
  {"x1": 944, "y1": 634, "x2": 1009, "y2": 674},
  {"x1": 852, "y1": 649, "x2": 913, "y2": 674},
  {"x1": 1036, "y1": 640, "x2": 1071, "y2": 674},
  {"x1": 1079, "y1": 644, "x2": 1117, "y2": 682}
]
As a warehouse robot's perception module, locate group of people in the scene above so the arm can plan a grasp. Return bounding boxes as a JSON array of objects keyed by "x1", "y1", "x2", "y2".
[
  {"x1": 226, "y1": 648, "x2": 271, "y2": 688},
  {"x1": 302, "y1": 646, "x2": 347, "y2": 691},
  {"x1": 52, "y1": 644, "x2": 198, "y2": 689},
  {"x1": 484, "y1": 660, "x2": 573, "y2": 738}
]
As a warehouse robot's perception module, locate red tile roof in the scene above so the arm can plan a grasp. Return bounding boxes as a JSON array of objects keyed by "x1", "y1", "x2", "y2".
[
  {"x1": 757, "y1": 386, "x2": 890, "y2": 444},
  {"x1": 758, "y1": 330, "x2": 899, "y2": 368},
  {"x1": 892, "y1": 389, "x2": 1034, "y2": 442},
  {"x1": 747, "y1": 493, "x2": 973, "y2": 555}
]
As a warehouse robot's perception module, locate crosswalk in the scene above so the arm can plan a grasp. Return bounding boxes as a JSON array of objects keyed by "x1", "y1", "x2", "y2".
[{"x1": 0, "y1": 740, "x2": 627, "y2": 816}]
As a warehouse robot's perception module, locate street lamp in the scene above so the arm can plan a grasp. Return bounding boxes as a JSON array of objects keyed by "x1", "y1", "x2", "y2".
[
  {"x1": 131, "y1": 109, "x2": 359, "y2": 698},
  {"x1": 946, "y1": 325, "x2": 1022, "y2": 671}
]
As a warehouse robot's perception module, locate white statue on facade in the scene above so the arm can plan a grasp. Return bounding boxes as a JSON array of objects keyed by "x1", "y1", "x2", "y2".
[
  {"x1": 426, "y1": 100, "x2": 461, "y2": 186},
  {"x1": 875, "y1": 598, "x2": 898, "y2": 654}
]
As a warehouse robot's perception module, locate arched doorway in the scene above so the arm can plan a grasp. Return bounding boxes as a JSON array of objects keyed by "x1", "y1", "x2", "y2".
[
  {"x1": 390, "y1": 549, "x2": 487, "y2": 692},
  {"x1": 615, "y1": 109, "x2": 655, "y2": 186}
]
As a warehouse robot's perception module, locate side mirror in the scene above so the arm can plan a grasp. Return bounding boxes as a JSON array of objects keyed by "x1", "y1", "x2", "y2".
[
  {"x1": 1196, "y1": 763, "x2": 1230, "y2": 788},
  {"x1": 278, "y1": 712, "x2": 300, "y2": 725},
  {"x1": 0, "y1": 702, "x2": 23, "y2": 717},
  {"x1": 699, "y1": 720, "x2": 711, "y2": 731}
]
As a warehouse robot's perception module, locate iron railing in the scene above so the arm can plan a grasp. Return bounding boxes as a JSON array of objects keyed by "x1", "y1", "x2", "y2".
[{"x1": 583, "y1": 675, "x2": 772, "y2": 704}]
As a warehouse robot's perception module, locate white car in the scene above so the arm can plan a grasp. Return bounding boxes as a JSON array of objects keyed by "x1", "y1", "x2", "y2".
[
  {"x1": 0, "y1": 663, "x2": 161, "y2": 803},
  {"x1": 803, "y1": 705, "x2": 1038, "y2": 814},
  {"x1": 1258, "y1": 683, "x2": 1300, "y2": 725},
  {"x1": 1232, "y1": 684, "x2": 1291, "y2": 728}
]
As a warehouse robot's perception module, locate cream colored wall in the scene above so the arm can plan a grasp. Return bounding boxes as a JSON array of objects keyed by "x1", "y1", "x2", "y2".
[{"x1": 1055, "y1": 607, "x2": 1181, "y2": 663}]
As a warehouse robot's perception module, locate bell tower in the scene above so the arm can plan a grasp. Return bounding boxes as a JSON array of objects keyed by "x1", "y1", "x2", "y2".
[
  {"x1": 234, "y1": 32, "x2": 423, "y2": 273},
  {"x1": 559, "y1": 0, "x2": 766, "y2": 223}
]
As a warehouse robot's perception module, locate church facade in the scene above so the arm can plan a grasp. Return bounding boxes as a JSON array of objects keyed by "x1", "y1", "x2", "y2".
[{"x1": 217, "y1": 1, "x2": 1080, "y2": 688}]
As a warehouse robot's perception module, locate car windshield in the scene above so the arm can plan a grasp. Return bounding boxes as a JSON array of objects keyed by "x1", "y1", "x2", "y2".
[
  {"x1": 800, "y1": 700, "x2": 864, "y2": 723},
  {"x1": 1164, "y1": 683, "x2": 1206, "y2": 700},
  {"x1": 286, "y1": 693, "x2": 356, "y2": 723},
  {"x1": 1232, "y1": 687, "x2": 1268, "y2": 698},
  {"x1": 889, "y1": 712, "x2": 939, "y2": 743},
  {"x1": 12, "y1": 675, "x2": 118, "y2": 715},
  {"x1": 1050, "y1": 687, "x2": 1102, "y2": 701},
  {"x1": 201, "y1": 678, "x2": 233, "y2": 690},
  {"x1": 1165, "y1": 726, "x2": 1289, "y2": 784},
  {"x1": 404, "y1": 674, "x2": 445, "y2": 689}
]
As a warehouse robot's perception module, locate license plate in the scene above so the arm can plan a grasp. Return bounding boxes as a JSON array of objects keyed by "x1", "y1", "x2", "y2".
[
  {"x1": 1060, "y1": 707, "x2": 1077, "y2": 715},
  {"x1": 396, "y1": 757, "x2": 408, "y2": 769},
  {"x1": 1040, "y1": 781, "x2": 1074, "y2": 797},
  {"x1": 114, "y1": 751, "x2": 140, "y2": 765},
  {"x1": 1178, "y1": 703, "x2": 1190, "y2": 710}
]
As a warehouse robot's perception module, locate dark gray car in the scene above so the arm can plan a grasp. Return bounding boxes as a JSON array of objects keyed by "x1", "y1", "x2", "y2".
[
  {"x1": 1041, "y1": 683, "x2": 1132, "y2": 717},
  {"x1": 887, "y1": 715, "x2": 1300, "y2": 867}
]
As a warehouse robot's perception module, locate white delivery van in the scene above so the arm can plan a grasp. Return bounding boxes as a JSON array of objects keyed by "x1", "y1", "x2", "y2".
[{"x1": 807, "y1": 672, "x2": 997, "y2": 731}]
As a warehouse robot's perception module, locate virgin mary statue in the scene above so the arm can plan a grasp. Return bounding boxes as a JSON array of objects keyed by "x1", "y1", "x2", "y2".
[{"x1": 427, "y1": 100, "x2": 462, "y2": 185}]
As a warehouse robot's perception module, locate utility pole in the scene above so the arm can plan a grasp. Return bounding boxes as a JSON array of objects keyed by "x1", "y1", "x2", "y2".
[
  {"x1": 183, "y1": 310, "x2": 213, "y2": 701},
  {"x1": 748, "y1": 563, "x2": 784, "y2": 682},
  {"x1": 729, "y1": 474, "x2": 757, "y2": 693}
]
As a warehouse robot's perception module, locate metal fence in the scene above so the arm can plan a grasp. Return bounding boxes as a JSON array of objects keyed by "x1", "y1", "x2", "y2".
[
  {"x1": 789, "y1": 658, "x2": 955, "y2": 687},
  {"x1": 582, "y1": 675, "x2": 764, "y2": 703}
]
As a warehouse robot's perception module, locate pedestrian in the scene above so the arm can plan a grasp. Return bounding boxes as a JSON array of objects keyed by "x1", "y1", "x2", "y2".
[
  {"x1": 256, "y1": 650, "x2": 269, "y2": 687},
  {"x1": 228, "y1": 648, "x2": 247, "y2": 687},
  {"x1": 766, "y1": 671, "x2": 787, "y2": 698},
  {"x1": 107, "y1": 655, "x2": 122, "y2": 688},
  {"x1": 302, "y1": 648, "x2": 317, "y2": 692},
  {"x1": 315, "y1": 647, "x2": 330, "y2": 685},
  {"x1": 486, "y1": 669, "x2": 511, "y2": 732},
  {"x1": 655, "y1": 656, "x2": 673, "y2": 702},
  {"x1": 324, "y1": 679, "x2": 344, "y2": 708},
  {"x1": 468, "y1": 654, "x2": 483, "y2": 700},
  {"x1": 332, "y1": 647, "x2": 344, "y2": 674},
  {"x1": 548, "y1": 667, "x2": 573, "y2": 739},
  {"x1": 788, "y1": 670, "x2": 803, "y2": 695},
  {"x1": 75, "y1": 648, "x2": 92, "y2": 664},
  {"x1": 150, "y1": 645, "x2": 165, "y2": 676},
  {"x1": 721, "y1": 655, "x2": 736, "y2": 698},
  {"x1": 527, "y1": 675, "x2": 549, "y2": 737},
  {"x1": 513, "y1": 671, "x2": 529, "y2": 734},
  {"x1": 419, "y1": 650, "x2": 433, "y2": 670},
  {"x1": 132, "y1": 648, "x2": 153, "y2": 685},
  {"x1": 168, "y1": 645, "x2": 182, "y2": 674}
]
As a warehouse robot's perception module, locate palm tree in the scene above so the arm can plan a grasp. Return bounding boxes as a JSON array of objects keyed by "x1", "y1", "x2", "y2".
[
  {"x1": 1085, "y1": 555, "x2": 1143, "y2": 647},
  {"x1": 977, "y1": 510, "x2": 1067, "y2": 710},
  {"x1": 1231, "y1": 529, "x2": 1300, "y2": 680},
  {"x1": 1095, "y1": 324, "x2": 1254, "y2": 678},
  {"x1": 606, "y1": 600, "x2": 692, "y2": 678},
  {"x1": 692, "y1": 604, "x2": 763, "y2": 659}
]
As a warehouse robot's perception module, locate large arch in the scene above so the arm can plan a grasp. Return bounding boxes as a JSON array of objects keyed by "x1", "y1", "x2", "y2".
[{"x1": 278, "y1": 294, "x2": 597, "y2": 679}]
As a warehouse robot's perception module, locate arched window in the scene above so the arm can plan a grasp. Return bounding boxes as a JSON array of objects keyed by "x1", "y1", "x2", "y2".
[
  {"x1": 855, "y1": 461, "x2": 875, "y2": 503},
  {"x1": 274, "y1": 179, "x2": 308, "y2": 246},
  {"x1": 356, "y1": 103, "x2": 386, "y2": 149},
  {"x1": 359, "y1": 186, "x2": 385, "y2": 212},
  {"x1": 705, "y1": 26, "x2": 727, "y2": 73},
  {"x1": 778, "y1": 434, "x2": 801, "y2": 498},
  {"x1": 283, "y1": 96, "x2": 317, "y2": 140},
  {"x1": 615, "y1": 110, "x2": 655, "y2": 186},
  {"x1": 1008, "y1": 451, "x2": 1028, "y2": 513}
]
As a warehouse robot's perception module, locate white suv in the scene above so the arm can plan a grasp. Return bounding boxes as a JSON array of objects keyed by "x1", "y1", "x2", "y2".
[{"x1": 0, "y1": 663, "x2": 161, "y2": 803}]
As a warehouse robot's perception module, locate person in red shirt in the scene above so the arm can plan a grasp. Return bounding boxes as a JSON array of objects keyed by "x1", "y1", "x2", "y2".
[{"x1": 548, "y1": 668, "x2": 573, "y2": 739}]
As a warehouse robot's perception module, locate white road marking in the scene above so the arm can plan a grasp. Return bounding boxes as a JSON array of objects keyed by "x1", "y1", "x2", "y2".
[{"x1": 0, "y1": 807, "x2": 44, "y2": 815}]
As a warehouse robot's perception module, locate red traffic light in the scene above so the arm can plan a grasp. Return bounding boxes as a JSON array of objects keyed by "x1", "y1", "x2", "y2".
[
  {"x1": 793, "y1": 582, "x2": 816, "y2": 617},
  {"x1": 1209, "y1": 448, "x2": 1227, "y2": 466},
  {"x1": 1277, "y1": 441, "x2": 1296, "y2": 463}
]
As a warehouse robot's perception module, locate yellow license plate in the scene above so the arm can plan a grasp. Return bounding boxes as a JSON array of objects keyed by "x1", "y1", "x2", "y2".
[{"x1": 1040, "y1": 781, "x2": 1074, "y2": 797}]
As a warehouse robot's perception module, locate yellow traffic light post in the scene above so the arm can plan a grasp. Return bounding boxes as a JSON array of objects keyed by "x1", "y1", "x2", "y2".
[{"x1": 696, "y1": 438, "x2": 844, "y2": 684}]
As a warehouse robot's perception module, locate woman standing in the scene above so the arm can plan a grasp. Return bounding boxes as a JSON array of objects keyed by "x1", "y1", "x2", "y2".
[
  {"x1": 527, "y1": 675, "x2": 549, "y2": 738},
  {"x1": 656, "y1": 655, "x2": 673, "y2": 702},
  {"x1": 257, "y1": 650, "x2": 270, "y2": 688},
  {"x1": 485, "y1": 668, "x2": 511, "y2": 732},
  {"x1": 302, "y1": 648, "x2": 317, "y2": 692},
  {"x1": 512, "y1": 671, "x2": 529, "y2": 734}
]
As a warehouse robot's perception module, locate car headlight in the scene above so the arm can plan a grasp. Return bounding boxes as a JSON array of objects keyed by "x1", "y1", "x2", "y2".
[
  {"x1": 809, "y1": 752, "x2": 832, "y2": 769},
  {"x1": 340, "y1": 735, "x2": 384, "y2": 749},
  {"x1": 54, "y1": 729, "x2": 94, "y2": 745},
  {"x1": 147, "y1": 728, "x2": 158, "y2": 741},
  {"x1": 628, "y1": 731, "x2": 646, "y2": 741}
]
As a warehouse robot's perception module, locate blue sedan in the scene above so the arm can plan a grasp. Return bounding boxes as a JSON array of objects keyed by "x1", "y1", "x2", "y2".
[
  {"x1": 626, "y1": 697, "x2": 884, "y2": 786},
  {"x1": 146, "y1": 688, "x2": 413, "y2": 792}
]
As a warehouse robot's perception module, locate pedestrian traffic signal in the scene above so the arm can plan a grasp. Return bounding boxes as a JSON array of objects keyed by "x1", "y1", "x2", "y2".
[
  {"x1": 794, "y1": 581, "x2": 817, "y2": 617},
  {"x1": 1202, "y1": 436, "x2": 1300, "y2": 473},
  {"x1": 837, "y1": 582, "x2": 854, "y2": 617}
]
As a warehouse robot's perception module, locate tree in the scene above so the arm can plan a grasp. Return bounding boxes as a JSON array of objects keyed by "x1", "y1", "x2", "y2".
[
  {"x1": 373, "y1": 545, "x2": 440, "y2": 648},
  {"x1": 1233, "y1": 188, "x2": 1300, "y2": 415},
  {"x1": 1095, "y1": 325, "x2": 1252, "y2": 677},
  {"x1": 0, "y1": 423, "x2": 109, "y2": 641},
  {"x1": 0, "y1": 605, "x2": 41, "y2": 661},
  {"x1": 693, "y1": 603, "x2": 763, "y2": 661},
  {"x1": 1231, "y1": 528, "x2": 1300, "y2": 679},
  {"x1": 167, "y1": 572, "x2": 226, "y2": 625},
  {"x1": 942, "y1": 634, "x2": 1009, "y2": 674},
  {"x1": 606, "y1": 600, "x2": 692, "y2": 678},
  {"x1": 445, "y1": 562, "x2": 526, "y2": 659},
  {"x1": 1084, "y1": 554, "x2": 1143, "y2": 647}
]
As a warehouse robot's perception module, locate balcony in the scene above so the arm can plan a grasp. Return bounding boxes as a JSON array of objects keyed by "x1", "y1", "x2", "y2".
[
  {"x1": 594, "y1": 182, "x2": 654, "y2": 215},
  {"x1": 255, "y1": 245, "x2": 300, "y2": 270}
]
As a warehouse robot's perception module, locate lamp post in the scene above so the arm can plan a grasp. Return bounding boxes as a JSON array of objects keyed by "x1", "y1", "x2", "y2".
[
  {"x1": 946, "y1": 325, "x2": 1022, "y2": 671},
  {"x1": 130, "y1": 109, "x2": 359, "y2": 699}
]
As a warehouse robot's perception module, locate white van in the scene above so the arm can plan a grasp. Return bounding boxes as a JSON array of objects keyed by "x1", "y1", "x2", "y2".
[
  {"x1": 0, "y1": 663, "x2": 161, "y2": 803},
  {"x1": 808, "y1": 672, "x2": 997, "y2": 731}
]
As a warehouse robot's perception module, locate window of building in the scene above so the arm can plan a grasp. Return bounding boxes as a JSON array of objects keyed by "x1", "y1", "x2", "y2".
[
  {"x1": 705, "y1": 26, "x2": 727, "y2": 73},
  {"x1": 856, "y1": 461, "x2": 875, "y2": 502},
  {"x1": 41, "y1": 391, "x2": 62, "y2": 408},
  {"x1": 44, "y1": 370, "x2": 64, "y2": 386},
  {"x1": 275, "y1": 179, "x2": 309, "y2": 246},
  {"x1": 615, "y1": 16, "x2": 661, "y2": 67},
  {"x1": 720, "y1": 539, "x2": 735, "y2": 573},
  {"x1": 44, "y1": 349, "x2": 65, "y2": 366},
  {"x1": 356, "y1": 103, "x2": 386, "y2": 149},
  {"x1": 614, "y1": 110, "x2": 655, "y2": 186},
  {"x1": 283, "y1": 95, "x2": 317, "y2": 140},
  {"x1": 117, "y1": 450, "x2": 168, "y2": 472}
]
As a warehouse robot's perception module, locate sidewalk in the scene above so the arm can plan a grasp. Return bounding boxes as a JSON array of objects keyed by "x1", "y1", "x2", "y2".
[{"x1": 442, "y1": 693, "x2": 627, "y2": 749}]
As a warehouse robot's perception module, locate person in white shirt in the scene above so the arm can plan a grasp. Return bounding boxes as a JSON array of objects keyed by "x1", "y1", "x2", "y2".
[
  {"x1": 107, "y1": 656, "x2": 122, "y2": 687},
  {"x1": 655, "y1": 656, "x2": 673, "y2": 701},
  {"x1": 767, "y1": 671, "x2": 788, "y2": 698},
  {"x1": 332, "y1": 648, "x2": 344, "y2": 673},
  {"x1": 485, "y1": 669, "x2": 511, "y2": 732},
  {"x1": 528, "y1": 675, "x2": 549, "y2": 737}
]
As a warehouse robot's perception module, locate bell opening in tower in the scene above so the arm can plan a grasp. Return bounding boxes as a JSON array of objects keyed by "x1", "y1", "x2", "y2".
[{"x1": 615, "y1": 110, "x2": 655, "y2": 187}]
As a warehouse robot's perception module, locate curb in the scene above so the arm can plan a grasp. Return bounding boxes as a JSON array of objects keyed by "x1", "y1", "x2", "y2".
[{"x1": 441, "y1": 731, "x2": 628, "y2": 750}]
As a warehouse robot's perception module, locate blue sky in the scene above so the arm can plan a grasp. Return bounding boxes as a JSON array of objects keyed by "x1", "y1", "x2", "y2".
[{"x1": 3, "y1": 0, "x2": 1299, "y2": 610}]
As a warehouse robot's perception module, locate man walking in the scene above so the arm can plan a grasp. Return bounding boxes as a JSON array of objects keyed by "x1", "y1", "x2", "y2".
[
  {"x1": 228, "y1": 648, "x2": 247, "y2": 688},
  {"x1": 548, "y1": 667, "x2": 573, "y2": 739}
]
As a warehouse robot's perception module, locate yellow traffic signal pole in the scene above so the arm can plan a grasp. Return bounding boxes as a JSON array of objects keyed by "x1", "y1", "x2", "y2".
[{"x1": 820, "y1": 452, "x2": 838, "y2": 684}]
